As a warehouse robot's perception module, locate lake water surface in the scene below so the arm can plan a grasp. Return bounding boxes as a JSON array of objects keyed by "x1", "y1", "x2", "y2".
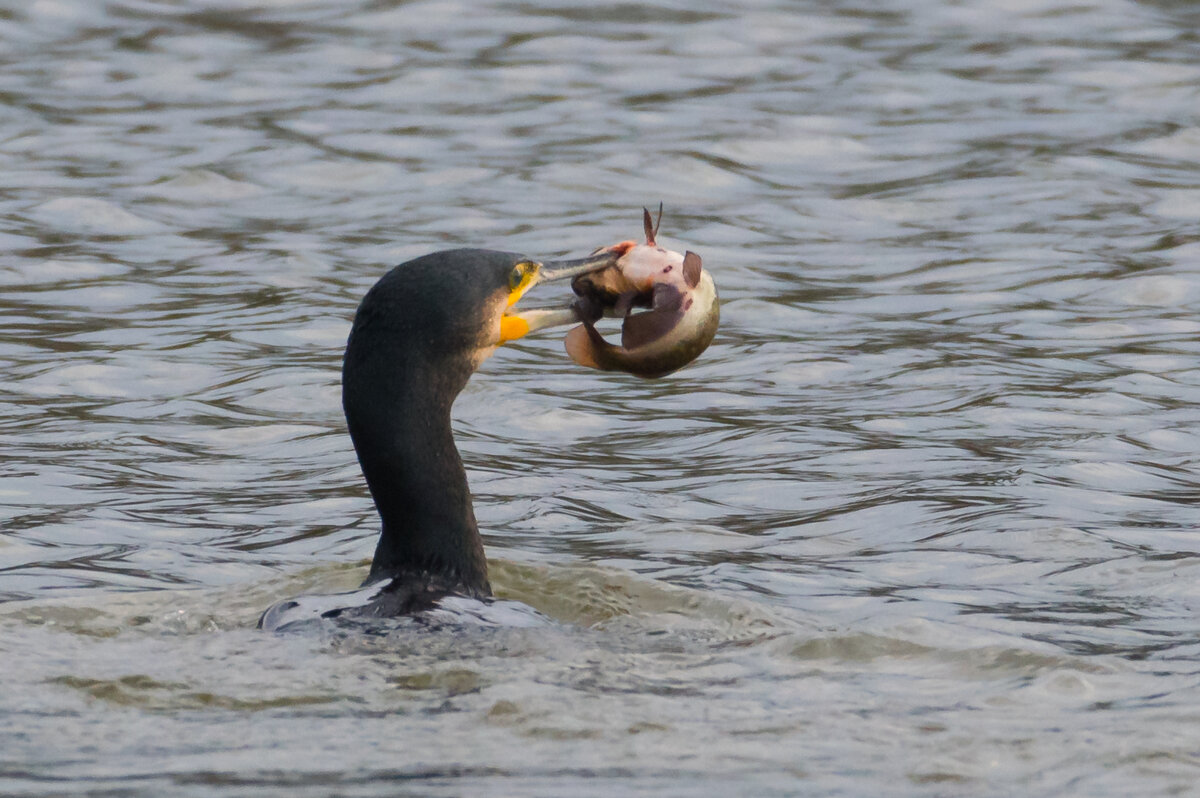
[{"x1": 2, "y1": 0, "x2": 1200, "y2": 795}]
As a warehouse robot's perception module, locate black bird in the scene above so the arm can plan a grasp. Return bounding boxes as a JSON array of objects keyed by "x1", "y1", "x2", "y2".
[{"x1": 259, "y1": 248, "x2": 618, "y2": 631}]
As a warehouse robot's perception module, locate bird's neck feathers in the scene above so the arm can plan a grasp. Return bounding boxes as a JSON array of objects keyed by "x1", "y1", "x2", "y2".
[{"x1": 342, "y1": 335, "x2": 490, "y2": 596}]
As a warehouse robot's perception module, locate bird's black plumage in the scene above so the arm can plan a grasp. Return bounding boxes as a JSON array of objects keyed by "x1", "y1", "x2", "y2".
[
  {"x1": 343, "y1": 250, "x2": 523, "y2": 598},
  {"x1": 259, "y1": 246, "x2": 622, "y2": 631}
]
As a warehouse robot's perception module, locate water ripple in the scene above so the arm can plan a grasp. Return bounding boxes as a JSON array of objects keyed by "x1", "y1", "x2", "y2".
[{"x1": 3, "y1": 0, "x2": 1200, "y2": 794}]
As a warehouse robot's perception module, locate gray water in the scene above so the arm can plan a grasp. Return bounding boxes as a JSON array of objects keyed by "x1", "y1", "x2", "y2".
[{"x1": 2, "y1": 0, "x2": 1200, "y2": 795}]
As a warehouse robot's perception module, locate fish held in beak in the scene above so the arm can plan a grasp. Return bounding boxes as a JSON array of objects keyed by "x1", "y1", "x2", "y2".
[{"x1": 566, "y1": 205, "x2": 719, "y2": 379}]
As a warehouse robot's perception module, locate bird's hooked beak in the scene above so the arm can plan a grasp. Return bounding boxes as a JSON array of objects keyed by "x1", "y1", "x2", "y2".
[{"x1": 498, "y1": 251, "x2": 619, "y2": 344}]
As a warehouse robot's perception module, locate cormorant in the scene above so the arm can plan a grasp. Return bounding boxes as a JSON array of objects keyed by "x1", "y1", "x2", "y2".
[{"x1": 259, "y1": 248, "x2": 619, "y2": 631}]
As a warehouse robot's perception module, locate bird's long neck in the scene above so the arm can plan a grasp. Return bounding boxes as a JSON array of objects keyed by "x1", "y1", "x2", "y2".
[{"x1": 342, "y1": 348, "x2": 490, "y2": 596}]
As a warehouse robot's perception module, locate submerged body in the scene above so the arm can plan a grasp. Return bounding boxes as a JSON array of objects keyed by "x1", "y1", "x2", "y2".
[
  {"x1": 260, "y1": 579, "x2": 550, "y2": 631},
  {"x1": 566, "y1": 207, "x2": 719, "y2": 379}
]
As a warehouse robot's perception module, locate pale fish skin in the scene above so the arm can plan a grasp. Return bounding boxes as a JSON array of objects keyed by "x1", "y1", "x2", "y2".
[{"x1": 567, "y1": 206, "x2": 719, "y2": 379}]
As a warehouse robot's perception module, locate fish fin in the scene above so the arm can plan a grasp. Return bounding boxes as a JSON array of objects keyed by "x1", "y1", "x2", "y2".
[
  {"x1": 565, "y1": 323, "x2": 604, "y2": 369},
  {"x1": 621, "y1": 285, "x2": 684, "y2": 350},
  {"x1": 650, "y1": 281, "x2": 685, "y2": 312},
  {"x1": 642, "y1": 202, "x2": 663, "y2": 245},
  {"x1": 682, "y1": 251, "x2": 702, "y2": 289}
]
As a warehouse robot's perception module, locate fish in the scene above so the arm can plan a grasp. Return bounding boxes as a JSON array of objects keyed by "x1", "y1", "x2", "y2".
[{"x1": 566, "y1": 205, "x2": 719, "y2": 379}]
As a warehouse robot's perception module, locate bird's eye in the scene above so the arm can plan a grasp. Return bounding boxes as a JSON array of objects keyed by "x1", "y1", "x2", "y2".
[{"x1": 509, "y1": 261, "x2": 538, "y2": 292}]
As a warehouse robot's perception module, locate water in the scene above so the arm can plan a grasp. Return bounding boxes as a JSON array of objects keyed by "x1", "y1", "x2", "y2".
[{"x1": 2, "y1": 0, "x2": 1199, "y2": 794}]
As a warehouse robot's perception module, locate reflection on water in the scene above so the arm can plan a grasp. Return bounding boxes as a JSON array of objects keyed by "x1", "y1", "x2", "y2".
[{"x1": 2, "y1": 0, "x2": 1200, "y2": 795}]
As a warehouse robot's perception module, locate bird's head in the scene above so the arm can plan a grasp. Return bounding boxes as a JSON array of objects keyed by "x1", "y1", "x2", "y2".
[{"x1": 344, "y1": 248, "x2": 619, "y2": 400}]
